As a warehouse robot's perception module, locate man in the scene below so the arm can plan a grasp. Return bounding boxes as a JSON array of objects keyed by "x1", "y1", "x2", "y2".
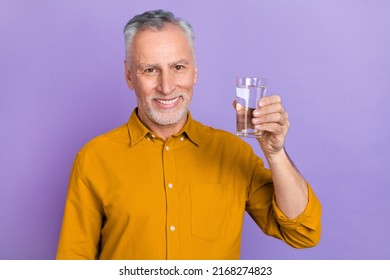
[{"x1": 56, "y1": 9, "x2": 321, "y2": 260}]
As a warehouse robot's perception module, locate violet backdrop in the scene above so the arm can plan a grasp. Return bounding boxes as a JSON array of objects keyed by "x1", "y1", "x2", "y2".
[{"x1": 1, "y1": 0, "x2": 389, "y2": 259}]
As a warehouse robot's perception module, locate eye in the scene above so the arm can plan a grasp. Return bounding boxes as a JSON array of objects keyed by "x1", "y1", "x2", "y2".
[
  {"x1": 174, "y1": 64, "x2": 186, "y2": 71},
  {"x1": 142, "y1": 67, "x2": 159, "y2": 76}
]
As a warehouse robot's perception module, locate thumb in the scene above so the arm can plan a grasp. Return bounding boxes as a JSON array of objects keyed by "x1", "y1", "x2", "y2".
[{"x1": 232, "y1": 100, "x2": 244, "y2": 111}]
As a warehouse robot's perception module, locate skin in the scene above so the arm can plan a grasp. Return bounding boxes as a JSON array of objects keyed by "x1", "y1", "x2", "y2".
[
  {"x1": 253, "y1": 96, "x2": 308, "y2": 219},
  {"x1": 125, "y1": 23, "x2": 308, "y2": 219},
  {"x1": 124, "y1": 24, "x2": 197, "y2": 140}
]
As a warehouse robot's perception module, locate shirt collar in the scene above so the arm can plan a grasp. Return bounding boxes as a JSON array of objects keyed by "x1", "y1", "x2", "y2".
[
  {"x1": 175, "y1": 112, "x2": 201, "y2": 146},
  {"x1": 127, "y1": 108, "x2": 201, "y2": 147},
  {"x1": 127, "y1": 109, "x2": 150, "y2": 146}
]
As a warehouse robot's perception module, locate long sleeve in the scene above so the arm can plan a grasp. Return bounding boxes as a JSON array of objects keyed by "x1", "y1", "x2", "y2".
[
  {"x1": 56, "y1": 154, "x2": 104, "y2": 259},
  {"x1": 246, "y1": 152, "x2": 321, "y2": 248},
  {"x1": 246, "y1": 157, "x2": 322, "y2": 248}
]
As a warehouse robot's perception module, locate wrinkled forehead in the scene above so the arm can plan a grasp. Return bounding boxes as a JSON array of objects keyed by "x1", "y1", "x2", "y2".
[{"x1": 131, "y1": 24, "x2": 195, "y2": 63}]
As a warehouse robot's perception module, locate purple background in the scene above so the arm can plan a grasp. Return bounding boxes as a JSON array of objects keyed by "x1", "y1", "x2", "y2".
[{"x1": 1, "y1": 0, "x2": 389, "y2": 260}]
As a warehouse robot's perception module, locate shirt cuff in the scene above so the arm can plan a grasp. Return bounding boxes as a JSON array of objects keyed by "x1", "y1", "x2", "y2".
[{"x1": 271, "y1": 183, "x2": 321, "y2": 231}]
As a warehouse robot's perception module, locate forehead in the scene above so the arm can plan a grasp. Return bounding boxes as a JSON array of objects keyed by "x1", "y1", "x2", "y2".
[{"x1": 131, "y1": 24, "x2": 193, "y2": 63}]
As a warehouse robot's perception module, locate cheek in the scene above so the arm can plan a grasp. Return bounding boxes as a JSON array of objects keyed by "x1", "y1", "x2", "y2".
[
  {"x1": 177, "y1": 73, "x2": 196, "y2": 89},
  {"x1": 134, "y1": 78, "x2": 158, "y2": 96}
]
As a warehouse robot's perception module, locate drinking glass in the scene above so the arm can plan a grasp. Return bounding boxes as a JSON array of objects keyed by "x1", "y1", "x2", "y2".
[{"x1": 236, "y1": 77, "x2": 267, "y2": 138}]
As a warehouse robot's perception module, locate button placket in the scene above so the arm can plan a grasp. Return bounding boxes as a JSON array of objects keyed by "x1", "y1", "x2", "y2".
[{"x1": 163, "y1": 139, "x2": 179, "y2": 259}]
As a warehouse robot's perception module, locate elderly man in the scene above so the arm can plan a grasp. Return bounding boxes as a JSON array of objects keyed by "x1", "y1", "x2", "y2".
[{"x1": 56, "y1": 9, "x2": 321, "y2": 260}]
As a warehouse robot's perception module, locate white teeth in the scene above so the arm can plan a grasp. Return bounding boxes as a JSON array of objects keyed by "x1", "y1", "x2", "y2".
[{"x1": 157, "y1": 97, "x2": 179, "y2": 105}]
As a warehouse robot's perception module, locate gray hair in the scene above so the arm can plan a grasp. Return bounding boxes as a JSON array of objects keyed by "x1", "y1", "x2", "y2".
[{"x1": 123, "y1": 9, "x2": 195, "y2": 64}]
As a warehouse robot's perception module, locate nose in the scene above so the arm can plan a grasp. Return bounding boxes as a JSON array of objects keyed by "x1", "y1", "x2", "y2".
[{"x1": 157, "y1": 70, "x2": 176, "y2": 94}]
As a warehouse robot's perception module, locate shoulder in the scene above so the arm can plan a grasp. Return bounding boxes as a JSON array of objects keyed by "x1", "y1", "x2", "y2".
[
  {"x1": 77, "y1": 123, "x2": 129, "y2": 158},
  {"x1": 192, "y1": 120, "x2": 264, "y2": 171},
  {"x1": 192, "y1": 119, "x2": 253, "y2": 151}
]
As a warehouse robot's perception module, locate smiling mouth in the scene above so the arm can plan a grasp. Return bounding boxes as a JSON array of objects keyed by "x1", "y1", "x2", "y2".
[{"x1": 155, "y1": 96, "x2": 181, "y2": 105}]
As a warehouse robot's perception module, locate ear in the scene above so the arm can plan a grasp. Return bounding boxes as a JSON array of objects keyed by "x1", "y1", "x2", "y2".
[
  {"x1": 193, "y1": 65, "x2": 198, "y2": 84},
  {"x1": 124, "y1": 60, "x2": 134, "y2": 90}
]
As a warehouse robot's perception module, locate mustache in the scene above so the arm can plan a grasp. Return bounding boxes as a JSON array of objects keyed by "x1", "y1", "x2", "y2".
[{"x1": 152, "y1": 92, "x2": 186, "y2": 98}]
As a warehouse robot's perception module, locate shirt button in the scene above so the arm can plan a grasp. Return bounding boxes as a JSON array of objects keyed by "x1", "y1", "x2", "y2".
[
  {"x1": 151, "y1": 134, "x2": 156, "y2": 138},
  {"x1": 180, "y1": 136, "x2": 184, "y2": 141},
  {"x1": 168, "y1": 183, "x2": 173, "y2": 189},
  {"x1": 170, "y1": 225, "x2": 176, "y2": 232},
  {"x1": 165, "y1": 146, "x2": 170, "y2": 151}
]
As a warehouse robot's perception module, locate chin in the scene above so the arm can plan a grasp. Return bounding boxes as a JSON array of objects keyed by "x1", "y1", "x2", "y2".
[{"x1": 150, "y1": 107, "x2": 188, "y2": 126}]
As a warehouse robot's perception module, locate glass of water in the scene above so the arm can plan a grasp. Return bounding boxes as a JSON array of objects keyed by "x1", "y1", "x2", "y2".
[{"x1": 236, "y1": 77, "x2": 267, "y2": 138}]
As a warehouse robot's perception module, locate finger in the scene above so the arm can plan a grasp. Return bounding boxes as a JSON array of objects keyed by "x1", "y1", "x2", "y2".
[
  {"x1": 254, "y1": 102, "x2": 285, "y2": 117},
  {"x1": 258, "y1": 95, "x2": 282, "y2": 107},
  {"x1": 254, "y1": 122, "x2": 288, "y2": 135},
  {"x1": 254, "y1": 115, "x2": 290, "y2": 133},
  {"x1": 232, "y1": 100, "x2": 245, "y2": 112},
  {"x1": 252, "y1": 111, "x2": 289, "y2": 126}
]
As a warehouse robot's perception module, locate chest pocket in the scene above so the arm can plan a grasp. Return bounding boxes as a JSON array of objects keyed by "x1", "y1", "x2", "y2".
[{"x1": 190, "y1": 183, "x2": 238, "y2": 242}]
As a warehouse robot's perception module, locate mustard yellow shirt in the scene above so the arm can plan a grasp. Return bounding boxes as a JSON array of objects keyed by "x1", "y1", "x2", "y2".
[{"x1": 56, "y1": 109, "x2": 321, "y2": 260}]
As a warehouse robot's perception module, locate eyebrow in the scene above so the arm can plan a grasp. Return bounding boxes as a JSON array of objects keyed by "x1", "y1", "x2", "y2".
[
  {"x1": 169, "y1": 59, "x2": 190, "y2": 66},
  {"x1": 137, "y1": 63, "x2": 158, "y2": 70},
  {"x1": 137, "y1": 59, "x2": 190, "y2": 69}
]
